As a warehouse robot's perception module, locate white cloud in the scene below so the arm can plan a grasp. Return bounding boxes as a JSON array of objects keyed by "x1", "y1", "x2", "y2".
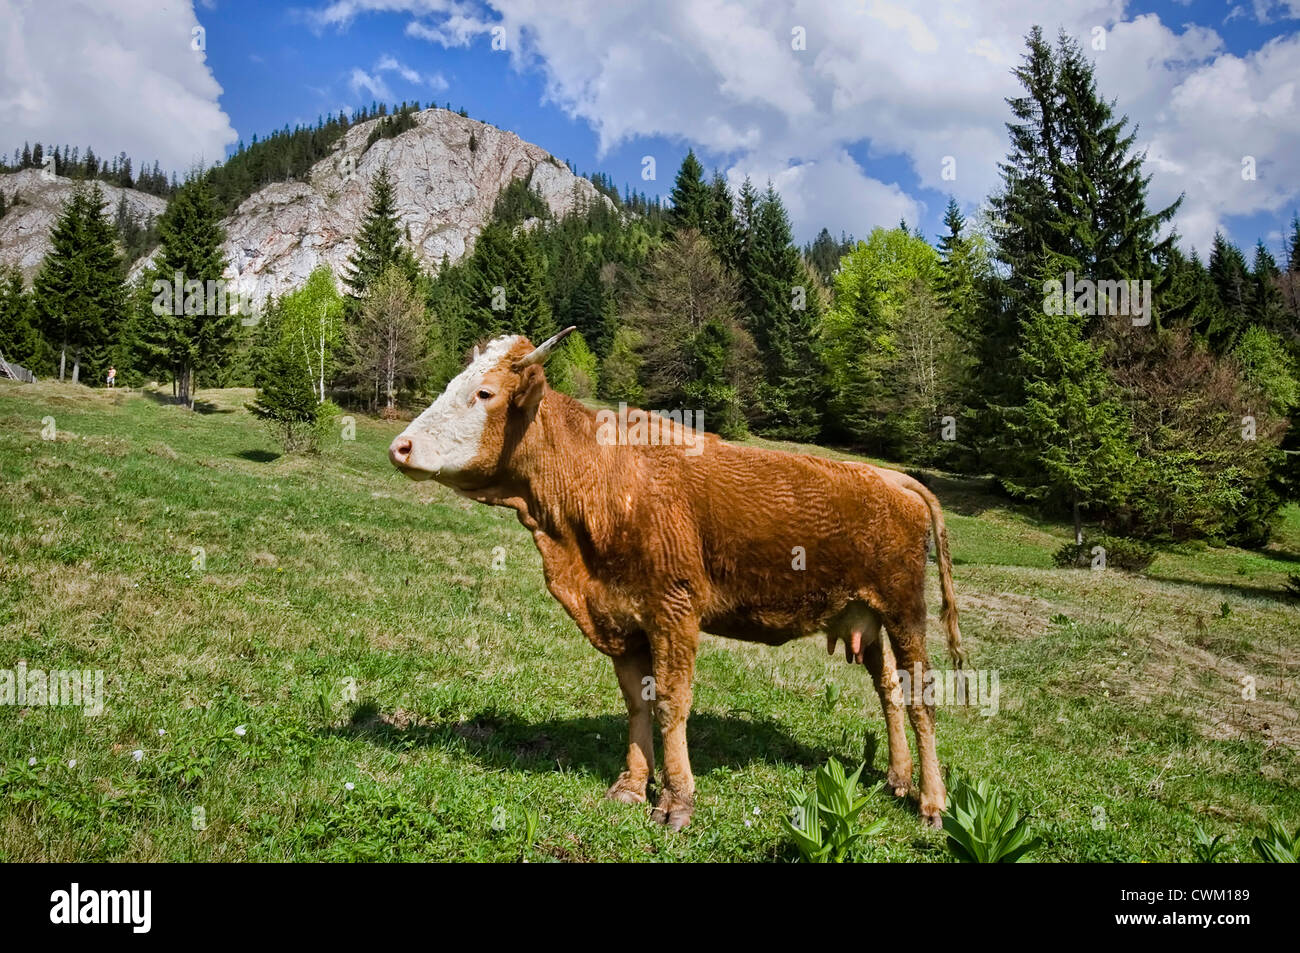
[
  {"x1": 405, "y1": 12, "x2": 495, "y2": 46},
  {"x1": 1091, "y1": 17, "x2": 1300, "y2": 250},
  {"x1": 729, "y1": 150, "x2": 921, "y2": 242},
  {"x1": 374, "y1": 53, "x2": 449, "y2": 90},
  {"x1": 1251, "y1": 1, "x2": 1300, "y2": 23},
  {"x1": 348, "y1": 67, "x2": 393, "y2": 102},
  {"x1": 0, "y1": 0, "x2": 237, "y2": 175},
  {"x1": 312, "y1": 0, "x2": 1300, "y2": 248},
  {"x1": 377, "y1": 54, "x2": 421, "y2": 83}
]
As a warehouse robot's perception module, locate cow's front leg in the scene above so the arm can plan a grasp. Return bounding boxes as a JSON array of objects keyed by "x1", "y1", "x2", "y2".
[
  {"x1": 646, "y1": 613, "x2": 700, "y2": 831},
  {"x1": 606, "y1": 641, "x2": 654, "y2": 805}
]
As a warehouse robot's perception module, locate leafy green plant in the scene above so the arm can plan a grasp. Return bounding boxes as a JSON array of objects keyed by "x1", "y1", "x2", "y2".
[
  {"x1": 784, "y1": 758, "x2": 885, "y2": 863},
  {"x1": 1191, "y1": 824, "x2": 1229, "y2": 862},
  {"x1": 1252, "y1": 819, "x2": 1300, "y2": 862},
  {"x1": 520, "y1": 807, "x2": 540, "y2": 861},
  {"x1": 942, "y1": 775, "x2": 1040, "y2": 862},
  {"x1": 822, "y1": 681, "x2": 842, "y2": 711}
]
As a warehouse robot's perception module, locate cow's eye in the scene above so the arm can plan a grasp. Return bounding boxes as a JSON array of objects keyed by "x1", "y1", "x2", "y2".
[{"x1": 476, "y1": 389, "x2": 494, "y2": 402}]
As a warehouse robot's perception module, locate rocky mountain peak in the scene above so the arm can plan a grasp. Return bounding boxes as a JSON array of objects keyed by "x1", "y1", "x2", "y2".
[{"x1": 1, "y1": 107, "x2": 613, "y2": 309}]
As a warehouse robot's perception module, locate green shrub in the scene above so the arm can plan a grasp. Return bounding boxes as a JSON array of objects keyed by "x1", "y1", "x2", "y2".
[
  {"x1": 942, "y1": 775, "x2": 1040, "y2": 863},
  {"x1": 1052, "y1": 534, "x2": 1156, "y2": 572},
  {"x1": 1252, "y1": 819, "x2": 1300, "y2": 862},
  {"x1": 311, "y1": 399, "x2": 343, "y2": 452},
  {"x1": 784, "y1": 758, "x2": 885, "y2": 863}
]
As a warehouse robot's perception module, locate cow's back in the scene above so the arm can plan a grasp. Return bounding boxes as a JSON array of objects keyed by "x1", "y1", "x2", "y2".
[{"x1": 636, "y1": 440, "x2": 930, "y2": 641}]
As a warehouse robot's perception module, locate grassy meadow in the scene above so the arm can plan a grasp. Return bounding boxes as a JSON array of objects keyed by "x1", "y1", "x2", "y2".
[{"x1": 0, "y1": 377, "x2": 1297, "y2": 861}]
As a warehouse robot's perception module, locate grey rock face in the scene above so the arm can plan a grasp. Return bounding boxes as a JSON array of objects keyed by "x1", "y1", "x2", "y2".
[
  {"x1": 0, "y1": 168, "x2": 167, "y2": 278},
  {"x1": 1, "y1": 109, "x2": 611, "y2": 310}
]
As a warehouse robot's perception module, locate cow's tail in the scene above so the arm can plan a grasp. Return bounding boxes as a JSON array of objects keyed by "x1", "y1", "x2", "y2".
[{"x1": 879, "y1": 469, "x2": 965, "y2": 671}]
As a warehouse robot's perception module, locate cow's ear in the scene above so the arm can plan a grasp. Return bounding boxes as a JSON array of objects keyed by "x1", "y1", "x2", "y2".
[{"x1": 512, "y1": 364, "x2": 546, "y2": 415}]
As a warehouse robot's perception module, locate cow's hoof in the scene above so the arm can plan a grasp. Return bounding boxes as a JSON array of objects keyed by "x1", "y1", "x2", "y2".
[
  {"x1": 920, "y1": 797, "x2": 946, "y2": 828},
  {"x1": 887, "y1": 768, "x2": 913, "y2": 798},
  {"x1": 650, "y1": 791, "x2": 694, "y2": 831},
  {"x1": 604, "y1": 773, "x2": 648, "y2": 805},
  {"x1": 650, "y1": 806, "x2": 693, "y2": 831}
]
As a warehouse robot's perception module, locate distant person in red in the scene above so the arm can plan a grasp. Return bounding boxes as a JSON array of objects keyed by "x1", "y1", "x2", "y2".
[{"x1": 106, "y1": 366, "x2": 116, "y2": 388}]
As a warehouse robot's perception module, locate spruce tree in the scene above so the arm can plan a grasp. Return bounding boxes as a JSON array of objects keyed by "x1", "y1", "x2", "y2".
[
  {"x1": 0, "y1": 266, "x2": 45, "y2": 372},
  {"x1": 667, "y1": 150, "x2": 710, "y2": 233},
  {"x1": 510, "y1": 230, "x2": 556, "y2": 344},
  {"x1": 984, "y1": 27, "x2": 1177, "y2": 481},
  {"x1": 1206, "y1": 230, "x2": 1248, "y2": 345},
  {"x1": 703, "y1": 172, "x2": 740, "y2": 272},
  {"x1": 1002, "y1": 261, "x2": 1137, "y2": 542},
  {"x1": 1206, "y1": 231, "x2": 1251, "y2": 350},
  {"x1": 1281, "y1": 215, "x2": 1300, "y2": 331},
  {"x1": 425, "y1": 252, "x2": 470, "y2": 387},
  {"x1": 1248, "y1": 241, "x2": 1285, "y2": 333},
  {"x1": 936, "y1": 201, "x2": 994, "y2": 468},
  {"x1": 33, "y1": 184, "x2": 126, "y2": 384},
  {"x1": 804, "y1": 227, "x2": 847, "y2": 286},
  {"x1": 1157, "y1": 246, "x2": 1219, "y2": 333},
  {"x1": 739, "y1": 184, "x2": 822, "y2": 439},
  {"x1": 625, "y1": 229, "x2": 756, "y2": 438},
  {"x1": 462, "y1": 221, "x2": 513, "y2": 338},
  {"x1": 249, "y1": 339, "x2": 322, "y2": 452},
  {"x1": 937, "y1": 199, "x2": 964, "y2": 263},
  {"x1": 142, "y1": 176, "x2": 232, "y2": 408},
  {"x1": 563, "y1": 259, "x2": 613, "y2": 355},
  {"x1": 344, "y1": 166, "x2": 418, "y2": 301}
]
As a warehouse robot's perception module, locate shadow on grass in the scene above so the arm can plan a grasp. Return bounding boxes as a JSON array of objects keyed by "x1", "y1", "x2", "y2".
[
  {"x1": 327, "y1": 704, "x2": 929, "y2": 824},
  {"x1": 140, "y1": 389, "x2": 231, "y2": 415},
  {"x1": 236, "y1": 448, "x2": 281, "y2": 463},
  {"x1": 1144, "y1": 573, "x2": 1296, "y2": 604},
  {"x1": 332, "y1": 703, "x2": 884, "y2": 782},
  {"x1": 915, "y1": 472, "x2": 1008, "y2": 519},
  {"x1": 1258, "y1": 547, "x2": 1300, "y2": 565}
]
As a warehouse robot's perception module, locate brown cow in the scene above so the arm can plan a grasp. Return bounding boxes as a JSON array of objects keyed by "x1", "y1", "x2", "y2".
[{"x1": 389, "y1": 328, "x2": 965, "y2": 829}]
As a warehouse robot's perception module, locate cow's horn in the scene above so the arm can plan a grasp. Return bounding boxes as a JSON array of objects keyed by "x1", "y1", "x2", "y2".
[{"x1": 513, "y1": 326, "x2": 576, "y2": 369}]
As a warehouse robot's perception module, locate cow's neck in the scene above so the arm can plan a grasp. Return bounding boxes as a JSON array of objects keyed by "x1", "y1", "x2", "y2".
[{"x1": 480, "y1": 388, "x2": 614, "y2": 539}]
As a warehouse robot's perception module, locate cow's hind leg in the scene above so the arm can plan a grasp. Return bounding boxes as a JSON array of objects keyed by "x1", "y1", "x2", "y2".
[
  {"x1": 646, "y1": 608, "x2": 701, "y2": 832},
  {"x1": 862, "y1": 632, "x2": 913, "y2": 798},
  {"x1": 607, "y1": 640, "x2": 655, "y2": 805},
  {"x1": 888, "y1": 617, "x2": 947, "y2": 827},
  {"x1": 829, "y1": 603, "x2": 914, "y2": 798}
]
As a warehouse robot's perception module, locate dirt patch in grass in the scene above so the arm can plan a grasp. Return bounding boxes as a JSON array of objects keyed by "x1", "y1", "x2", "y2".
[
  {"x1": 953, "y1": 588, "x2": 1056, "y2": 641},
  {"x1": 1127, "y1": 627, "x2": 1300, "y2": 750}
]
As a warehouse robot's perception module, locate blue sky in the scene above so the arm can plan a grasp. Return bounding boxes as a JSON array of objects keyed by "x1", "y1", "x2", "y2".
[{"x1": 5, "y1": 1, "x2": 1299, "y2": 256}]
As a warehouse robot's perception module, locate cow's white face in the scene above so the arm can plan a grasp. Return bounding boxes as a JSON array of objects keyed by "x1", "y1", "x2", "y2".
[
  {"x1": 388, "y1": 327, "x2": 575, "y2": 490},
  {"x1": 389, "y1": 335, "x2": 523, "y2": 485}
]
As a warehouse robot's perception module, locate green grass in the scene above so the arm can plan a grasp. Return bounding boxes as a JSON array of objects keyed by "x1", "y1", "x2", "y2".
[{"x1": 1, "y1": 379, "x2": 1297, "y2": 861}]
